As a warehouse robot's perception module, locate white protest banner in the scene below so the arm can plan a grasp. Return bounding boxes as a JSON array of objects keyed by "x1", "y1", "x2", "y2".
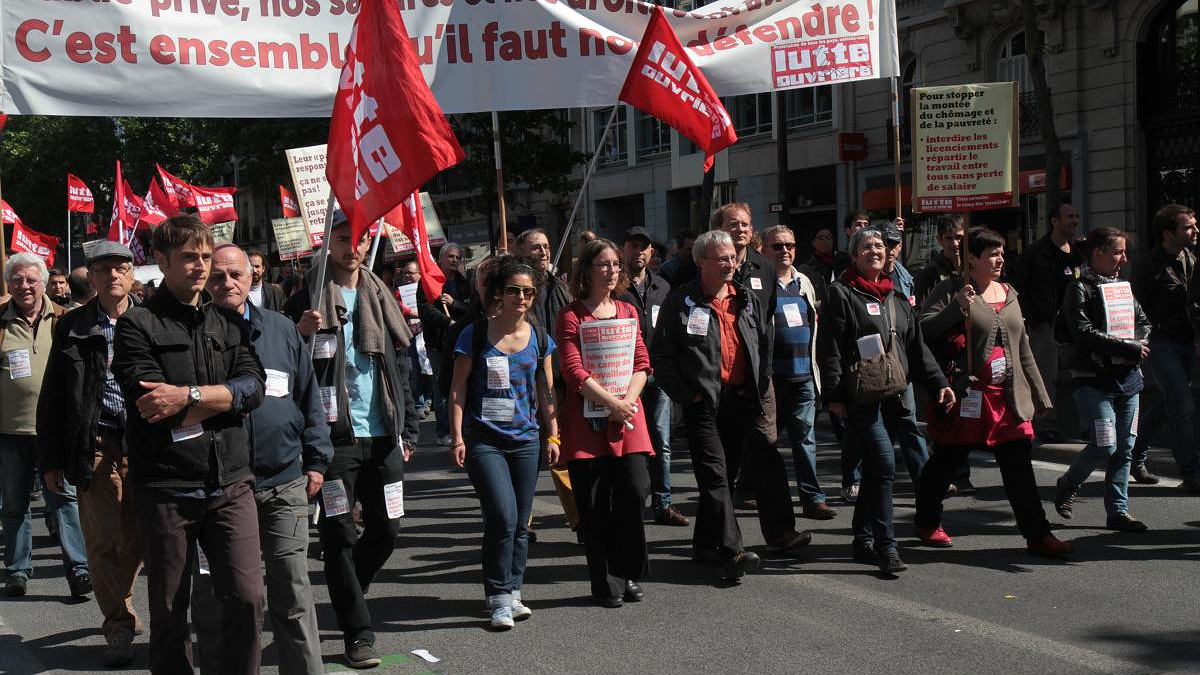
[
  {"x1": 272, "y1": 216, "x2": 313, "y2": 260},
  {"x1": 911, "y1": 82, "x2": 1019, "y2": 213},
  {"x1": 285, "y1": 144, "x2": 338, "y2": 248},
  {"x1": 397, "y1": 282, "x2": 419, "y2": 312},
  {"x1": 578, "y1": 318, "x2": 639, "y2": 419},
  {"x1": 1100, "y1": 281, "x2": 1136, "y2": 341},
  {"x1": 2, "y1": 0, "x2": 898, "y2": 117},
  {"x1": 210, "y1": 220, "x2": 236, "y2": 243}
]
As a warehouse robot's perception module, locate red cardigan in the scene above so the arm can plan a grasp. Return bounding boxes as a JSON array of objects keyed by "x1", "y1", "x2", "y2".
[{"x1": 555, "y1": 299, "x2": 655, "y2": 463}]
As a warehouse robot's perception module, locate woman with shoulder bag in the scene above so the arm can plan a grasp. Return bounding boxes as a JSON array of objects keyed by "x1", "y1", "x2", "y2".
[
  {"x1": 556, "y1": 239, "x2": 655, "y2": 607},
  {"x1": 1052, "y1": 227, "x2": 1152, "y2": 531},
  {"x1": 448, "y1": 255, "x2": 559, "y2": 630},
  {"x1": 915, "y1": 227, "x2": 1074, "y2": 558},
  {"x1": 817, "y1": 228, "x2": 955, "y2": 574}
]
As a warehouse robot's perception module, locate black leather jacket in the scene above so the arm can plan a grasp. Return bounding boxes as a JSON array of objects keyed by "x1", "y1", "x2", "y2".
[{"x1": 1063, "y1": 269, "x2": 1151, "y2": 390}]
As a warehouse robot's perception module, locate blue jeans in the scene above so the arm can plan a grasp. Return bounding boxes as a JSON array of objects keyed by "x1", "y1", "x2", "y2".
[
  {"x1": 465, "y1": 434, "x2": 540, "y2": 600},
  {"x1": 0, "y1": 434, "x2": 88, "y2": 581},
  {"x1": 848, "y1": 395, "x2": 920, "y2": 553},
  {"x1": 841, "y1": 385, "x2": 927, "y2": 490},
  {"x1": 1145, "y1": 339, "x2": 1197, "y2": 476},
  {"x1": 776, "y1": 378, "x2": 825, "y2": 505},
  {"x1": 1061, "y1": 386, "x2": 1138, "y2": 516},
  {"x1": 641, "y1": 379, "x2": 673, "y2": 512}
]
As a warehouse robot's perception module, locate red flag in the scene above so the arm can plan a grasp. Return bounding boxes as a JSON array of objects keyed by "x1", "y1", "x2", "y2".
[
  {"x1": 325, "y1": 0, "x2": 464, "y2": 244},
  {"x1": 1, "y1": 200, "x2": 23, "y2": 227},
  {"x1": 142, "y1": 178, "x2": 178, "y2": 226},
  {"x1": 156, "y1": 165, "x2": 197, "y2": 208},
  {"x1": 280, "y1": 185, "x2": 300, "y2": 218},
  {"x1": 385, "y1": 191, "x2": 444, "y2": 302},
  {"x1": 11, "y1": 220, "x2": 60, "y2": 267},
  {"x1": 618, "y1": 7, "x2": 737, "y2": 172},
  {"x1": 191, "y1": 185, "x2": 238, "y2": 225},
  {"x1": 67, "y1": 174, "x2": 96, "y2": 213},
  {"x1": 86, "y1": 220, "x2": 98, "y2": 235},
  {"x1": 108, "y1": 163, "x2": 143, "y2": 244},
  {"x1": 0, "y1": 114, "x2": 7, "y2": 131}
]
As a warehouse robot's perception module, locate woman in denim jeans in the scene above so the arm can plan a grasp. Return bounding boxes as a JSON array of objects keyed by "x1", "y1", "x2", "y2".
[
  {"x1": 1054, "y1": 227, "x2": 1152, "y2": 531},
  {"x1": 448, "y1": 255, "x2": 560, "y2": 630},
  {"x1": 817, "y1": 228, "x2": 955, "y2": 575}
]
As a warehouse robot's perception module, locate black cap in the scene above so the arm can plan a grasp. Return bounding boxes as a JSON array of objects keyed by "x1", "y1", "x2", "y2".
[
  {"x1": 329, "y1": 209, "x2": 349, "y2": 229},
  {"x1": 624, "y1": 226, "x2": 652, "y2": 244},
  {"x1": 85, "y1": 241, "x2": 134, "y2": 265},
  {"x1": 882, "y1": 221, "x2": 903, "y2": 245}
]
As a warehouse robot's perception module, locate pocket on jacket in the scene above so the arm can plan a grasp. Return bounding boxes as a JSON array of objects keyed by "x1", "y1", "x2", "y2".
[{"x1": 149, "y1": 331, "x2": 193, "y2": 380}]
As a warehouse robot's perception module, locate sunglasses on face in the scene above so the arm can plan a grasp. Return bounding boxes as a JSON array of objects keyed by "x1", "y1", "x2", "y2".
[
  {"x1": 504, "y1": 285, "x2": 537, "y2": 298},
  {"x1": 770, "y1": 242, "x2": 796, "y2": 251}
]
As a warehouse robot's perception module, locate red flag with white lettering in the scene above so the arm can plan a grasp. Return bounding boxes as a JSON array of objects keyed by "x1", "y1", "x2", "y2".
[
  {"x1": 385, "y1": 191, "x2": 445, "y2": 302},
  {"x1": 325, "y1": 0, "x2": 464, "y2": 244},
  {"x1": 618, "y1": 7, "x2": 736, "y2": 172},
  {"x1": 280, "y1": 185, "x2": 300, "y2": 218},
  {"x1": 67, "y1": 174, "x2": 95, "y2": 213},
  {"x1": 2, "y1": 200, "x2": 23, "y2": 227},
  {"x1": 142, "y1": 178, "x2": 178, "y2": 226},
  {"x1": 156, "y1": 165, "x2": 197, "y2": 208},
  {"x1": 86, "y1": 221, "x2": 98, "y2": 236},
  {"x1": 11, "y1": 220, "x2": 59, "y2": 267},
  {"x1": 191, "y1": 185, "x2": 238, "y2": 225}
]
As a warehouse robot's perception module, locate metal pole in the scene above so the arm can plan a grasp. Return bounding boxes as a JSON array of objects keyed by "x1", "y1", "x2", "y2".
[
  {"x1": 491, "y1": 110, "x2": 509, "y2": 254},
  {"x1": 66, "y1": 209, "x2": 72, "y2": 271},
  {"x1": 890, "y1": 76, "x2": 903, "y2": 217},
  {"x1": 307, "y1": 188, "x2": 337, "y2": 359},
  {"x1": 552, "y1": 104, "x2": 620, "y2": 270},
  {"x1": 365, "y1": 218, "x2": 384, "y2": 271}
]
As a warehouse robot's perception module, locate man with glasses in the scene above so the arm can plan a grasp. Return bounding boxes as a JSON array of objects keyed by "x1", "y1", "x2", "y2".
[
  {"x1": 2, "y1": 253, "x2": 89, "y2": 601},
  {"x1": 619, "y1": 227, "x2": 687, "y2": 527},
  {"x1": 38, "y1": 242, "x2": 141, "y2": 666},
  {"x1": 652, "y1": 230, "x2": 809, "y2": 583},
  {"x1": 762, "y1": 226, "x2": 834, "y2": 519}
]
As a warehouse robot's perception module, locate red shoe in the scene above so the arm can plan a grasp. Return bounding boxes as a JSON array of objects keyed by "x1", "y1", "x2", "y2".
[
  {"x1": 916, "y1": 526, "x2": 953, "y2": 548},
  {"x1": 1027, "y1": 533, "x2": 1073, "y2": 559}
]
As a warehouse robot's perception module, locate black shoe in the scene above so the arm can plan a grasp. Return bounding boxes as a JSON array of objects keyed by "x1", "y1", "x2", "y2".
[
  {"x1": 623, "y1": 580, "x2": 644, "y2": 602},
  {"x1": 593, "y1": 594, "x2": 623, "y2": 608},
  {"x1": 345, "y1": 640, "x2": 381, "y2": 669},
  {"x1": 1130, "y1": 464, "x2": 1160, "y2": 485},
  {"x1": 878, "y1": 549, "x2": 907, "y2": 575},
  {"x1": 526, "y1": 526, "x2": 538, "y2": 543},
  {"x1": 692, "y1": 549, "x2": 724, "y2": 567},
  {"x1": 1054, "y1": 479, "x2": 1076, "y2": 519},
  {"x1": 1180, "y1": 474, "x2": 1200, "y2": 494},
  {"x1": 1106, "y1": 513, "x2": 1148, "y2": 532},
  {"x1": 952, "y1": 479, "x2": 976, "y2": 495},
  {"x1": 69, "y1": 573, "x2": 92, "y2": 598},
  {"x1": 1038, "y1": 429, "x2": 1066, "y2": 443},
  {"x1": 4, "y1": 575, "x2": 27, "y2": 597},
  {"x1": 723, "y1": 551, "x2": 761, "y2": 580},
  {"x1": 851, "y1": 543, "x2": 877, "y2": 565}
]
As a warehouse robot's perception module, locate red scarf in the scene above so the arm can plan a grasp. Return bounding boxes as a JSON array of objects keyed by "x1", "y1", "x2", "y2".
[
  {"x1": 840, "y1": 267, "x2": 894, "y2": 300},
  {"x1": 813, "y1": 250, "x2": 834, "y2": 265}
]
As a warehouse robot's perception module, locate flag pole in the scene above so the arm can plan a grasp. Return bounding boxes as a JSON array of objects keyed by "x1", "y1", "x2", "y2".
[
  {"x1": 0, "y1": 174, "x2": 7, "y2": 297},
  {"x1": 307, "y1": 188, "x2": 337, "y2": 359},
  {"x1": 491, "y1": 111, "x2": 509, "y2": 254},
  {"x1": 366, "y1": 218, "x2": 384, "y2": 271},
  {"x1": 890, "y1": 76, "x2": 903, "y2": 218},
  {"x1": 66, "y1": 209, "x2": 72, "y2": 271},
  {"x1": 552, "y1": 104, "x2": 620, "y2": 270}
]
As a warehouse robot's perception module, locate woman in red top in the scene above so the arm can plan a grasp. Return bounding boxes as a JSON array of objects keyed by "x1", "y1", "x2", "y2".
[
  {"x1": 915, "y1": 227, "x2": 1073, "y2": 558},
  {"x1": 556, "y1": 239, "x2": 654, "y2": 608}
]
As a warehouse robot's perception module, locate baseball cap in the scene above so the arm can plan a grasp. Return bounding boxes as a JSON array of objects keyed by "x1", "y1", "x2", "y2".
[
  {"x1": 623, "y1": 226, "x2": 652, "y2": 244},
  {"x1": 882, "y1": 221, "x2": 903, "y2": 245}
]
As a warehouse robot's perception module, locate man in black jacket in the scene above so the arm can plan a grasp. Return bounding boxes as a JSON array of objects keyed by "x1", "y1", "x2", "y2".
[
  {"x1": 651, "y1": 230, "x2": 809, "y2": 582},
  {"x1": 286, "y1": 210, "x2": 418, "y2": 669},
  {"x1": 912, "y1": 213, "x2": 964, "y2": 307},
  {"x1": 417, "y1": 242, "x2": 470, "y2": 445},
  {"x1": 111, "y1": 215, "x2": 266, "y2": 675},
  {"x1": 619, "y1": 227, "x2": 686, "y2": 526},
  {"x1": 246, "y1": 248, "x2": 288, "y2": 312},
  {"x1": 38, "y1": 241, "x2": 140, "y2": 668},
  {"x1": 192, "y1": 243, "x2": 333, "y2": 675},
  {"x1": 1011, "y1": 203, "x2": 1083, "y2": 442}
]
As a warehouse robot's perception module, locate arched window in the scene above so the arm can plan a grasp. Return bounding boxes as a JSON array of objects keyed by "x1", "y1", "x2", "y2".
[{"x1": 995, "y1": 30, "x2": 1037, "y2": 138}]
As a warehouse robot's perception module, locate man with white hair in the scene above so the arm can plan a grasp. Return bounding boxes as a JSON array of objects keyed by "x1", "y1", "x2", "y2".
[{"x1": 0, "y1": 253, "x2": 90, "y2": 599}]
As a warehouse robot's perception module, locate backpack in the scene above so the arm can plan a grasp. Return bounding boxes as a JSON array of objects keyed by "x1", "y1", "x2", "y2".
[{"x1": 439, "y1": 317, "x2": 548, "y2": 397}]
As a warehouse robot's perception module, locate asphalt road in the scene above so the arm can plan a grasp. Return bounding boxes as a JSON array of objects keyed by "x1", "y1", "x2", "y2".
[{"x1": 2, "y1": 421, "x2": 1199, "y2": 675}]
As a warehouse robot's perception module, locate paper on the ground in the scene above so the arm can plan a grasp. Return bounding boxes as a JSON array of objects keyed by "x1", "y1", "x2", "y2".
[
  {"x1": 411, "y1": 649, "x2": 440, "y2": 663},
  {"x1": 322, "y1": 479, "x2": 350, "y2": 517}
]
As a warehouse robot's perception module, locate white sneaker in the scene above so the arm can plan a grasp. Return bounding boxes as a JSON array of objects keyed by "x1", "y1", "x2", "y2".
[
  {"x1": 510, "y1": 597, "x2": 532, "y2": 621},
  {"x1": 842, "y1": 484, "x2": 859, "y2": 504},
  {"x1": 490, "y1": 605, "x2": 515, "y2": 629},
  {"x1": 436, "y1": 434, "x2": 453, "y2": 446}
]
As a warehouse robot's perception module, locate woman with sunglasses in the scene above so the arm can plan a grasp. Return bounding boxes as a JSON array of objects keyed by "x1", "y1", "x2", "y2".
[
  {"x1": 556, "y1": 239, "x2": 655, "y2": 607},
  {"x1": 448, "y1": 255, "x2": 559, "y2": 630}
]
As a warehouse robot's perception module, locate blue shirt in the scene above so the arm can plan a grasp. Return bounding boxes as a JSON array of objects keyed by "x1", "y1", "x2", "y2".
[
  {"x1": 454, "y1": 323, "x2": 555, "y2": 441},
  {"x1": 340, "y1": 288, "x2": 388, "y2": 438},
  {"x1": 772, "y1": 275, "x2": 813, "y2": 381},
  {"x1": 96, "y1": 303, "x2": 125, "y2": 428}
]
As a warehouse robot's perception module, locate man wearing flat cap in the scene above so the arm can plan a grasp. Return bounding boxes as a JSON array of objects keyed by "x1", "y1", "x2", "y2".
[{"x1": 37, "y1": 241, "x2": 142, "y2": 668}]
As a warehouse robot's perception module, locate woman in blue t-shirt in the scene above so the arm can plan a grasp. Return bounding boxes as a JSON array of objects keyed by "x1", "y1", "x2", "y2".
[{"x1": 448, "y1": 255, "x2": 560, "y2": 630}]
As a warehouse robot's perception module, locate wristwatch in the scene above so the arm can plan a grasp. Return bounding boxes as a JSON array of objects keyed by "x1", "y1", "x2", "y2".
[{"x1": 187, "y1": 386, "x2": 202, "y2": 407}]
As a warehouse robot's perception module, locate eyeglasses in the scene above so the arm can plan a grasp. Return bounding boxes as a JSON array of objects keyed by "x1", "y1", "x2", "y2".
[
  {"x1": 504, "y1": 285, "x2": 537, "y2": 298},
  {"x1": 8, "y1": 276, "x2": 42, "y2": 288},
  {"x1": 708, "y1": 255, "x2": 738, "y2": 265},
  {"x1": 592, "y1": 262, "x2": 622, "y2": 271},
  {"x1": 770, "y1": 242, "x2": 796, "y2": 251}
]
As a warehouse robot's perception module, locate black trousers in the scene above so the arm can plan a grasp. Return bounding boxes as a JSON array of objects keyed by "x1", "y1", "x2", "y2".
[
  {"x1": 914, "y1": 439, "x2": 1051, "y2": 543},
  {"x1": 683, "y1": 386, "x2": 796, "y2": 558},
  {"x1": 568, "y1": 453, "x2": 651, "y2": 599},
  {"x1": 320, "y1": 436, "x2": 403, "y2": 646}
]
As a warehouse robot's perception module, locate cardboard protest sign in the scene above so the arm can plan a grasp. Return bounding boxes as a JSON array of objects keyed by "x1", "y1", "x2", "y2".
[
  {"x1": 911, "y1": 82, "x2": 1019, "y2": 213},
  {"x1": 272, "y1": 217, "x2": 313, "y2": 261},
  {"x1": 210, "y1": 220, "x2": 236, "y2": 243},
  {"x1": 285, "y1": 144, "x2": 338, "y2": 248},
  {"x1": 578, "y1": 318, "x2": 639, "y2": 419}
]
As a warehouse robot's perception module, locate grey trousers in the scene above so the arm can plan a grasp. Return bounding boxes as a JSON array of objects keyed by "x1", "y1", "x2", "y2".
[{"x1": 193, "y1": 475, "x2": 323, "y2": 675}]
